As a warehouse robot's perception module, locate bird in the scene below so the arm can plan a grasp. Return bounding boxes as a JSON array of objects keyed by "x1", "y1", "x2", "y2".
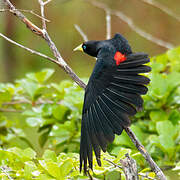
[{"x1": 74, "y1": 33, "x2": 151, "y2": 173}]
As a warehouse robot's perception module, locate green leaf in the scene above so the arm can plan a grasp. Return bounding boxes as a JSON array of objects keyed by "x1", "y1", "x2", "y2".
[
  {"x1": 39, "y1": 130, "x2": 50, "y2": 148},
  {"x1": 156, "y1": 121, "x2": 175, "y2": 150},
  {"x1": 153, "y1": 53, "x2": 168, "y2": 68},
  {"x1": 159, "y1": 134, "x2": 174, "y2": 150},
  {"x1": 19, "y1": 79, "x2": 38, "y2": 99},
  {"x1": 167, "y1": 46, "x2": 180, "y2": 71},
  {"x1": 131, "y1": 125, "x2": 146, "y2": 143},
  {"x1": 26, "y1": 117, "x2": 42, "y2": 127},
  {"x1": 24, "y1": 161, "x2": 37, "y2": 179},
  {"x1": 114, "y1": 131, "x2": 134, "y2": 148},
  {"x1": 52, "y1": 104, "x2": 68, "y2": 121},
  {"x1": 169, "y1": 110, "x2": 180, "y2": 125},
  {"x1": 105, "y1": 171, "x2": 121, "y2": 180},
  {"x1": 149, "y1": 73, "x2": 167, "y2": 99},
  {"x1": 26, "y1": 69, "x2": 54, "y2": 83},
  {"x1": 60, "y1": 159, "x2": 73, "y2": 177},
  {"x1": 42, "y1": 104, "x2": 53, "y2": 118},
  {"x1": 0, "y1": 90, "x2": 12, "y2": 104},
  {"x1": 43, "y1": 150, "x2": 57, "y2": 162},
  {"x1": 8, "y1": 147, "x2": 23, "y2": 157},
  {"x1": 114, "y1": 148, "x2": 131, "y2": 163},
  {"x1": 156, "y1": 120, "x2": 175, "y2": 137},
  {"x1": 23, "y1": 148, "x2": 36, "y2": 159},
  {"x1": 173, "y1": 161, "x2": 180, "y2": 171},
  {"x1": 50, "y1": 125, "x2": 70, "y2": 144},
  {"x1": 39, "y1": 161, "x2": 63, "y2": 179},
  {"x1": 150, "y1": 110, "x2": 168, "y2": 122}
]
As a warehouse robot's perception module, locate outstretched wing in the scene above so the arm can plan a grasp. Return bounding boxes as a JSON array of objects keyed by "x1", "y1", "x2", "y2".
[{"x1": 80, "y1": 52, "x2": 151, "y2": 173}]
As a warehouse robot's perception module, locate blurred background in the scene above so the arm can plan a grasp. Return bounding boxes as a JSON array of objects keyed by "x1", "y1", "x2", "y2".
[{"x1": 0, "y1": 0, "x2": 180, "y2": 82}]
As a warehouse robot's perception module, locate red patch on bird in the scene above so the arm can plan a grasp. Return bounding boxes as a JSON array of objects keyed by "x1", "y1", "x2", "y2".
[{"x1": 114, "y1": 51, "x2": 126, "y2": 65}]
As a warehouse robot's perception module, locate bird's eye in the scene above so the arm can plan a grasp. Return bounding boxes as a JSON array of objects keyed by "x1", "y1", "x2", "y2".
[{"x1": 82, "y1": 45, "x2": 86, "y2": 50}]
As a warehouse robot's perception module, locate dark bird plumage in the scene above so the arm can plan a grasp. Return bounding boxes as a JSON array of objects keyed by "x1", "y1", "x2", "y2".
[{"x1": 78, "y1": 33, "x2": 151, "y2": 173}]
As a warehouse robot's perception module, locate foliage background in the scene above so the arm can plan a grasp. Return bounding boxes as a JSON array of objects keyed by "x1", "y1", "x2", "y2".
[{"x1": 0, "y1": 0, "x2": 180, "y2": 179}]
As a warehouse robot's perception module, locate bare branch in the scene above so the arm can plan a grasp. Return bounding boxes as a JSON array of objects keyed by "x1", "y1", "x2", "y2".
[
  {"x1": 120, "y1": 154, "x2": 139, "y2": 180},
  {"x1": 0, "y1": 166, "x2": 13, "y2": 180},
  {"x1": 3, "y1": 100, "x2": 31, "y2": 105},
  {"x1": 104, "y1": 158, "x2": 123, "y2": 169},
  {"x1": 0, "y1": 8, "x2": 50, "y2": 22},
  {"x1": 106, "y1": 9, "x2": 111, "y2": 39},
  {"x1": 140, "y1": 0, "x2": 180, "y2": 23},
  {"x1": 88, "y1": 0, "x2": 175, "y2": 49},
  {"x1": 0, "y1": 108, "x2": 23, "y2": 113},
  {"x1": 38, "y1": 0, "x2": 48, "y2": 29},
  {"x1": 125, "y1": 127, "x2": 166, "y2": 180},
  {"x1": 2, "y1": 0, "x2": 86, "y2": 89},
  {"x1": 104, "y1": 157, "x2": 156, "y2": 180},
  {"x1": 74, "y1": 24, "x2": 88, "y2": 41},
  {"x1": 3, "y1": 0, "x2": 44, "y2": 37},
  {"x1": 44, "y1": 0, "x2": 53, "y2": 5},
  {"x1": 0, "y1": 32, "x2": 58, "y2": 64}
]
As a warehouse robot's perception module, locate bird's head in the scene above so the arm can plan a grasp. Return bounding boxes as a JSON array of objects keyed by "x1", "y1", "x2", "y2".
[
  {"x1": 74, "y1": 33, "x2": 132, "y2": 58},
  {"x1": 73, "y1": 40, "x2": 100, "y2": 57}
]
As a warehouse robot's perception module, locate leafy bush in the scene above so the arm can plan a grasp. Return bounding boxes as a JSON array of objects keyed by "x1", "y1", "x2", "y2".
[{"x1": 0, "y1": 47, "x2": 180, "y2": 179}]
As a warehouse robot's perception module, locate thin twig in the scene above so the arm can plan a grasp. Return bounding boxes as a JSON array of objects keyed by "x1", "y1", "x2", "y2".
[
  {"x1": 3, "y1": 100, "x2": 31, "y2": 105},
  {"x1": 38, "y1": 0, "x2": 48, "y2": 29},
  {"x1": 74, "y1": 24, "x2": 88, "y2": 41},
  {"x1": 105, "y1": 9, "x2": 111, "y2": 39},
  {"x1": 140, "y1": 0, "x2": 180, "y2": 23},
  {"x1": 44, "y1": 0, "x2": 53, "y2": 6},
  {"x1": 120, "y1": 154, "x2": 139, "y2": 180},
  {"x1": 125, "y1": 128, "x2": 166, "y2": 180},
  {"x1": 0, "y1": 108, "x2": 23, "y2": 113},
  {"x1": 0, "y1": 8, "x2": 50, "y2": 22},
  {"x1": 104, "y1": 158, "x2": 122, "y2": 168},
  {"x1": 0, "y1": 166, "x2": 13, "y2": 180},
  {"x1": 104, "y1": 158, "x2": 156, "y2": 180},
  {"x1": 0, "y1": 32, "x2": 58, "y2": 64},
  {"x1": 88, "y1": 0, "x2": 175, "y2": 49},
  {"x1": 2, "y1": 0, "x2": 86, "y2": 89},
  {"x1": 3, "y1": 0, "x2": 43, "y2": 37}
]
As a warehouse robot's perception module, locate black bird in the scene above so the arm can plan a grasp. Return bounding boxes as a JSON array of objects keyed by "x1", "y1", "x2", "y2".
[{"x1": 74, "y1": 33, "x2": 151, "y2": 173}]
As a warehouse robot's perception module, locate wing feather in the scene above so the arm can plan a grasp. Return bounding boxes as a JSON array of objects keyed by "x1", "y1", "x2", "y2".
[
  {"x1": 110, "y1": 82, "x2": 148, "y2": 95},
  {"x1": 80, "y1": 52, "x2": 151, "y2": 172}
]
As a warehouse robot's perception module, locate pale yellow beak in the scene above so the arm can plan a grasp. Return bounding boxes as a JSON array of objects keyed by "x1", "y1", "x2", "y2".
[{"x1": 73, "y1": 44, "x2": 83, "y2": 52}]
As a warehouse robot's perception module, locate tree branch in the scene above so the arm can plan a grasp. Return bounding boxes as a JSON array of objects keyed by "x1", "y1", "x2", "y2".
[
  {"x1": 140, "y1": 0, "x2": 180, "y2": 23},
  {"x1": 74, "y1": 24, "x2": 88, "y2": 41},
  {"x1": 0, "y1": 166, "x2": 13, "y2": 180},
  {"x1": 0, "y1": 8, "x2": 50, "y2": 22},
  {"x1": 2, "y1": 0, "x2": 86, "y2": 89},
  {"x1": 87, "y1": 0, "x2": 175, "y2": 49},
  {"x1": 0, "y1": 108, "x2": 23, "y2": 113},
  {"x1": 105, "y1": 9, "x2": 111, "y2": 39},
  {"x1": 125, "y1": 128, "x2": 166, "y2": 180},
  {"x1": 3, "y1": 0, "x2": 43, "y2": 37},
  {"x1": 0, "y1": 32, "x2": 57, "y2": 64},
  {"x1": 104, "y1": 157, "x2": 156, "y2": 180},
  {"x1": 120, "y1": 154, "x2": 139, "y2": 180},
  {"x1": 38, "y1": 0, "x2": 48, "y2": 29}
]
